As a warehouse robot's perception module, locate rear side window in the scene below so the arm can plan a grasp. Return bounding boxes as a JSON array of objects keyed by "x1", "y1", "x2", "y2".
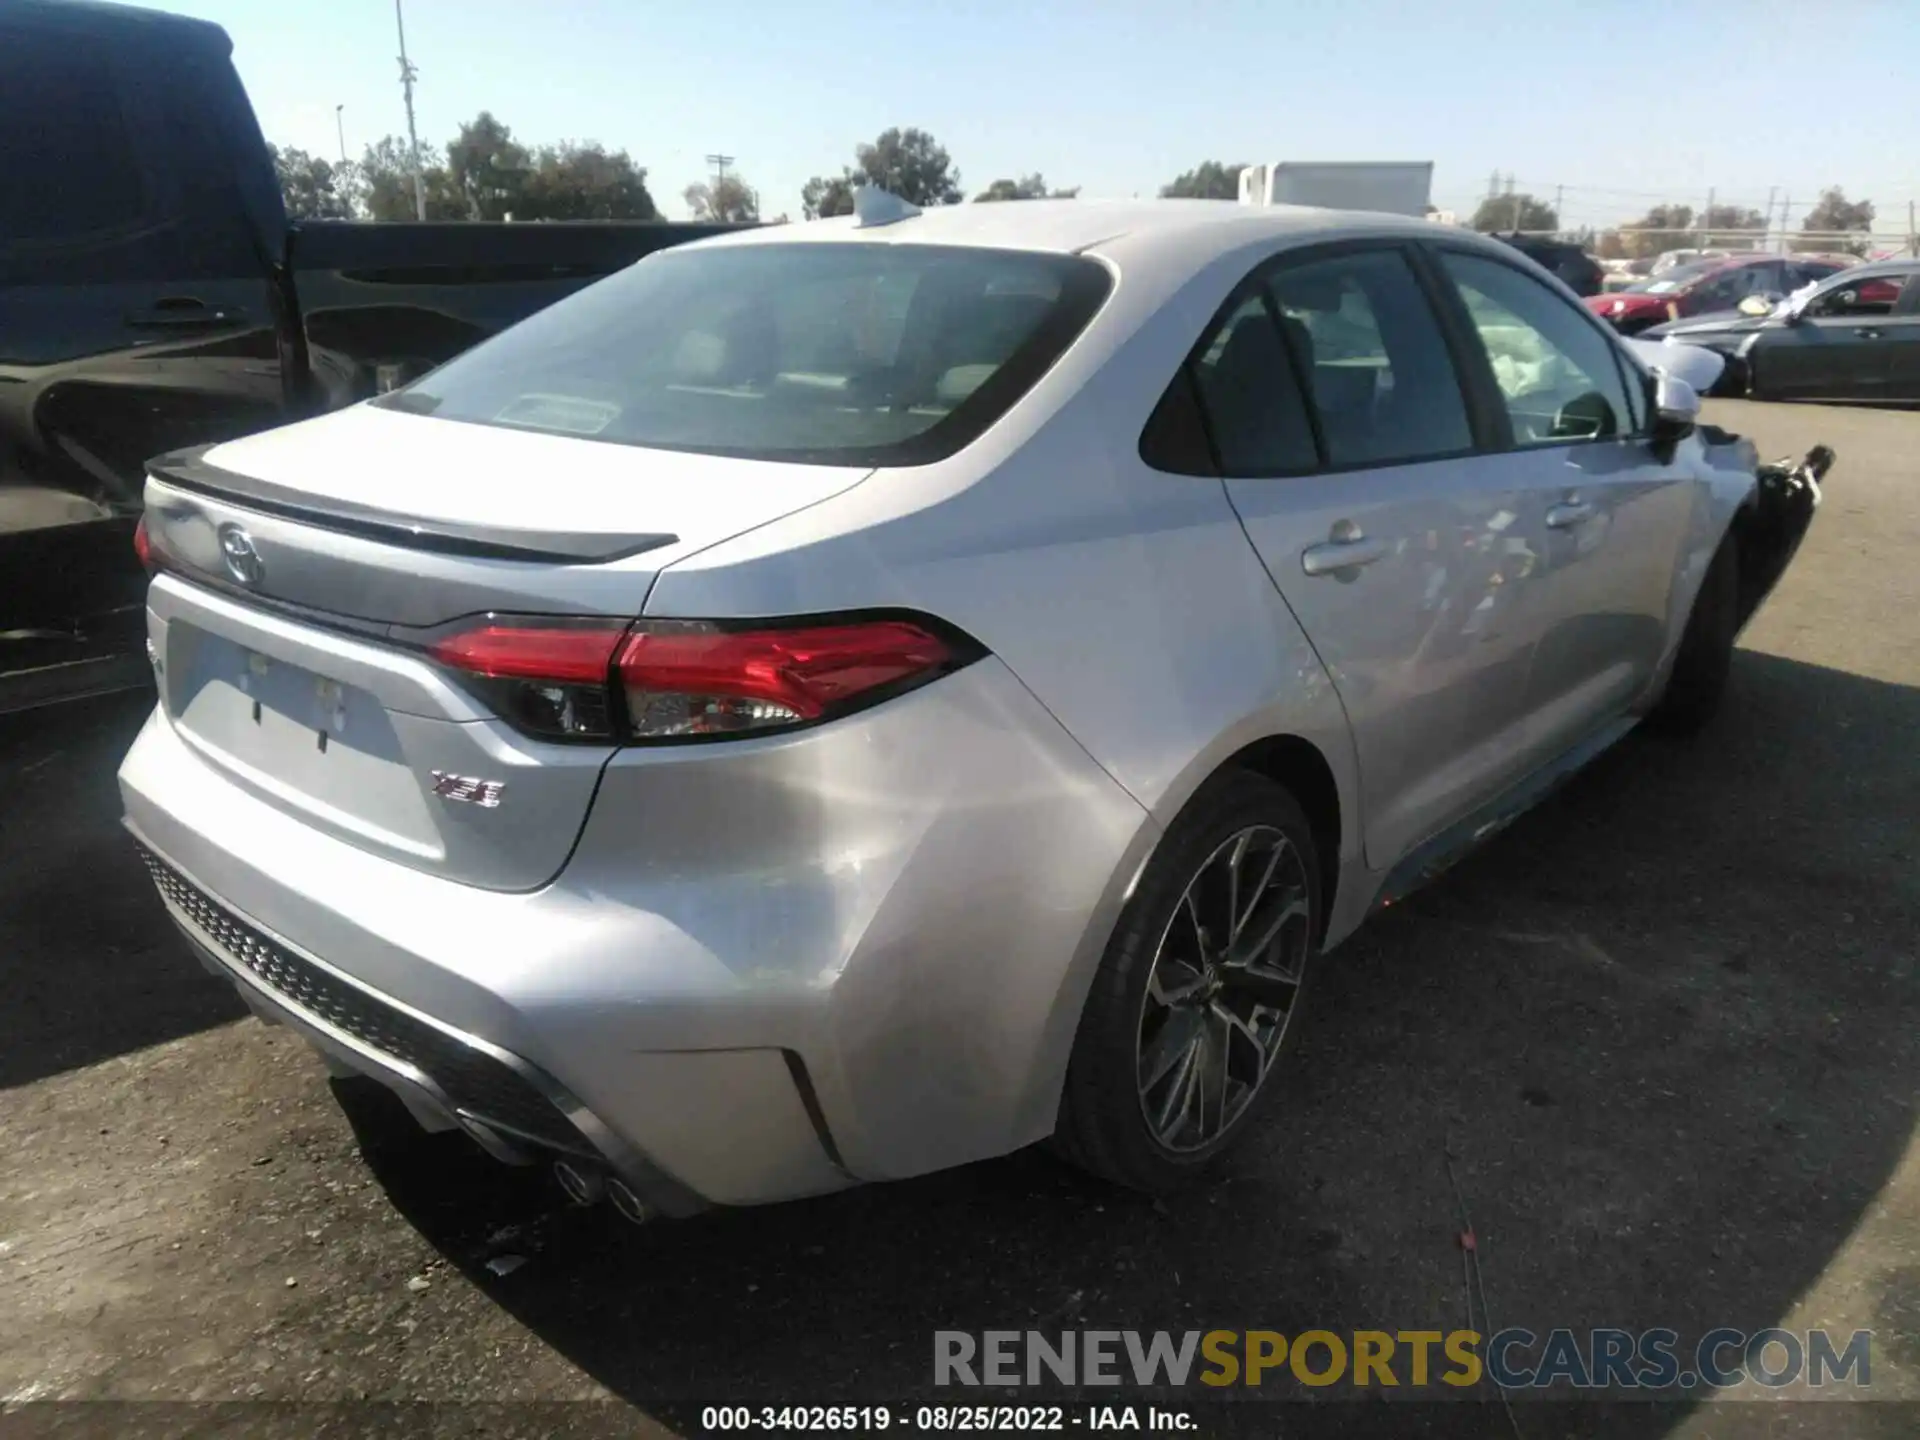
[
  {"x1": 0, "y1": 35, "x2": 147, "y2": 247},
  {"x1": 381, "y1": 243, "x2": 1112, "y2": 466},
  {"x1": 1265, "y1": 249, "x2": 1473, "y2": 467},
  {"x1": 1138, "y1": 365, "x2": 1216, "y2": 475},
  {"x1": 1438, "y1": 251, "x2": 1632, "y2": 446},
  {"x1": 1188, "y1": 294, "x2": 1319, "y2": 474}
]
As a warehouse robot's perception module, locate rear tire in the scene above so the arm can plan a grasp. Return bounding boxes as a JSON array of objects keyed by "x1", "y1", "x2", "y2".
[
  {"x1": 1054, "y1": 771, "x2": 1321, "y2": 1194},
  {"x1": 1647, "y1": 539, "x2": 1739, "y2": 736}
]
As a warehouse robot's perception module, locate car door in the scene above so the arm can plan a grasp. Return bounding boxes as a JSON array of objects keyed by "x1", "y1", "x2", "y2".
[
  {"x1": 1755, "y1": 271, "x2": 1903, "y2": 401},
  {"x1": 1880, "y1": 273, "x2": 1920, "y2": 401},
  {"x1": 0, "y1": 10, "x2": 281, "y2": 693},
  {"x1": 1200, "y1": 243, "x2": 1550, "y2": 869},
  {"x1": 1428, "y1": 246, "x2": 1692, "y2": 756}
]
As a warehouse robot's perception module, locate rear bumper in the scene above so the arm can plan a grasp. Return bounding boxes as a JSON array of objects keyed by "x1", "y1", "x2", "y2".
[
  {"x1": 133, "y1": 836, "x2": 706, "y2": 1216},
  {"x1": 119, "y1": 655, "x2": 1155, "y2": 1207}
]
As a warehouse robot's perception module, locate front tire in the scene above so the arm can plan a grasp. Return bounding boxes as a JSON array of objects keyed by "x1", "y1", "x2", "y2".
[
  {"x1": 1054, "y1": 772, "x2": 1321, "y2": 1193},
  {"x1": 1647, "y1": 539, "x2": 1739, "y2": 736}
]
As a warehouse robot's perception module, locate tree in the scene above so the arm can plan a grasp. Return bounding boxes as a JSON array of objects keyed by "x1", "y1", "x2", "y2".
[
  {"x1": 1160, "y1": 161, "x2": 1245, "y2": 200},
  {"x1": 446, "y1": 111, "x2": 530, "y2": 221},
  {"x1": 684, "y1": 174, "x2": 759, "y2": 222},
  {"x1": 1702, "y1": 204, "x2": 1767, "y2": 243},
  {"x1": 802, "y1": 128, "x2": 963, "y2": 216},
  {"x1": 1798, "y1": 186, "x2": 1875, "y2": 255},
  {"x1": 801, "y1": 169, "x2": 857, "y2": 220},
  {"x1": 1619, "y1": 204, "x2": 1695, "y2": 259},
  {"x1": 973, "y1": 173, "x2": 1078, "y2": 202},
  {"x1": 269, "y1": 145, "x2": 354, "y2": 220},
  {"x1": 518, "y1": 142, "x2": 656, "y2": 220},
  {"x1": 1470, "y1": 192, "x2": 1558, "y2": 234},
  {"x1": 357, "y1": 135, "x2": 463, "y2": 221},
  {"x1": 852, "y1": 127, "x2": 962, "y2": 207},
  {"x1": 1595, "y1": 229, "x2": 1628, "y2": 261}
]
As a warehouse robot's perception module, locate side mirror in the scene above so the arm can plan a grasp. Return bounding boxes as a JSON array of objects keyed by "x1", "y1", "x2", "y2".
[
  {"x1": 1651, "y1": 374, "x2": 1701, "y2": 457},
  {"x1": 1737, "y1": 294, "x2": 1775, "y2": 317}
]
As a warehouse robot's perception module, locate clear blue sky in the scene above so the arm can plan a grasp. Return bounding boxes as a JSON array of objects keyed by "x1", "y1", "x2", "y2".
[{"x1": 164, "y1": 0, "x2": 1920, "y2": 230}]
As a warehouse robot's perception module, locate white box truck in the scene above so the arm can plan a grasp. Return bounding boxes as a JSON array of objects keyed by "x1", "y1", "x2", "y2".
[{"x1": 1237, "y1": 162, "x2": 1434, "y2": 217}]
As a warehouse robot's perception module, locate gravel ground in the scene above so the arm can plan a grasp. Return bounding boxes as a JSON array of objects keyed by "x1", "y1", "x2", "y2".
[{"x1": 1, "y1": 401, "x2": 1915, "y2": 1439}]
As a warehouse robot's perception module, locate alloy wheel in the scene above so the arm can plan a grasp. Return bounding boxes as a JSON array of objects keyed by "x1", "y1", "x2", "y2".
[{"x1": 1135, "y1": 824, "x2": 1311, "y2": 1153}]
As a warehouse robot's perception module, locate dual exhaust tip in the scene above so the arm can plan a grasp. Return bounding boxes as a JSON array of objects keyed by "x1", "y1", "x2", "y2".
[{"x1": 552, "y1": 1158, "x2": 652, "y2": 1226}]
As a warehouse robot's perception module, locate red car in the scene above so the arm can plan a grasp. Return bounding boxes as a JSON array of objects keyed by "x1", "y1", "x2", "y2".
[{"x1": 1587, "y1": 256, "x2": 1849, "y2": 334}]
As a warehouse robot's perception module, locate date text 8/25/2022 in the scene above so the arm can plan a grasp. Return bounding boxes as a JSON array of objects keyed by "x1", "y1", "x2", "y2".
[{"x1": 699, "y1": 1405, "x2": 1194, "y2": 1431}]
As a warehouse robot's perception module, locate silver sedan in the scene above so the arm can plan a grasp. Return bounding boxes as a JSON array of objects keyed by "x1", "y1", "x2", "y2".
[{"x1": 121, "y1": 195, "x2": 1827, "y2": 1215}]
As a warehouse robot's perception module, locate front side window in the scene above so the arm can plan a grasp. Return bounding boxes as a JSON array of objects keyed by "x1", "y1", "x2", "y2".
[
  {"x1": 1787, "y1": 262, "x2": 1841, "y2": 289},
  {"x1": 1693, "y1": 264, "x2": 1779, "y2": 310},
  {"x1": 1809, "y1": 272, "x2": 1908, "y2": 319},
  {"x1": 1264, "y1": 249, "x2": 1473, "y2": 466},
  {"x1": 380, "y1": 242, "x2": 1111, "y2": 466},
  {"x1": 1439, "y1": 250, "x2": 1633, "y2": 446}
]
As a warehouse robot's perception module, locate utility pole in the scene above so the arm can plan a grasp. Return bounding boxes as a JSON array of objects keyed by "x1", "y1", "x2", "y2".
[
  {"x1": 1702, "y1": 186, "x2": 1714, "y2": 248},
  {"x1": 705, "y1": 154, "x2": 735, "y2": 185},
  {"x1": 395, "y1": 0, "x2": 426, "y2": 221},
  {"x1": 1486, "y1": 169, "x2": 1500, "y2": 201},
  {"x1": 335, "y1": 104, "x2": 347, "y2": 165},
  {"x1": 1764, "y1": 185, "x2": 1777, "y2": 249}
]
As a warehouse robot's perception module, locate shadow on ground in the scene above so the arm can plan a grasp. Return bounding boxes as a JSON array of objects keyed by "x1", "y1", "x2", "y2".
[
  {"x1": 0, "y1": 688, "x2": 244, "y2": 1090},
  {"x1": 332, "y1": 647, "x2": 1917, "y2": 1437}
]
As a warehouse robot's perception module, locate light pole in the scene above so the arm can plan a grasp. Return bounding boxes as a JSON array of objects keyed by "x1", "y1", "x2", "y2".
[
  {"x1": 395, "y1": 0, "x2": 426, "y2": 221},
  {"x1": 335, "y1": 104, "x2": 347, "y2": 165}
]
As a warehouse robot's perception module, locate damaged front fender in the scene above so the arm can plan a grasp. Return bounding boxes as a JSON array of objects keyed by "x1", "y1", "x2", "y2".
[
  {"x1": 1650, "y1": 423, "x2": 1833, "y2": 705},
  {"x1": 1731, "y1": 443, "x2": 1833, "y2": 631}
]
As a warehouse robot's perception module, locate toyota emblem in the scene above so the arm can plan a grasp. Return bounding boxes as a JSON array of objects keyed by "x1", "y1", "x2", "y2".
[{"x1": 217, "y1": 523, "x2": 264, "y2": 586}]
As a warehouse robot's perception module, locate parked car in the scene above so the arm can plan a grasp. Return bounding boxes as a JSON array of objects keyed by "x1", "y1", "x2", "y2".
[
  {"x1": 1649, "y1": 248, "x2": 1728, "y2": 275},
  {"x1": 0, "y1": 0, "x2": 738, "y2": 714},
  {"x1": 1492, "y1": 235, "x2": 1604, "y2": 297},
  {"x1": 1586, "y1": 256, "x2": 1848, "y2": 335},
  {"x1": 1648, "y1": 259, "x2": 1920, "y2": 402},
  {"x1": 121, "y1": 196, "x2": 1831, "y2": 1212}
]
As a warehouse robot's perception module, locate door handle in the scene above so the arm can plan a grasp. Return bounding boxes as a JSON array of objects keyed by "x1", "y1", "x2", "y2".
[
  {"x1": 125, "y1": 298, "x2": 239, "y2": 330},
  {"x1": 1301, "y1": 535, "x2": 1389, "y2": 576},
  {"x1": 1854, "y1": 327, "x2": 1885, "y2": 340},
  {"x1": 1546, "y1": 500, "x2": 1597, "y2": 529}
]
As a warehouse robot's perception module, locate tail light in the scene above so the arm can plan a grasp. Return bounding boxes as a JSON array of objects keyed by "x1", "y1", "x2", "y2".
[
  {"x1": 425, "y1": 614, "x2": 968, "y2": 743},
  {"x1": 427, "y1": 619, "x2": 626, "y2": 739},
  {"x1": 133, "y1": 514, "x2": 155, "y2": 573}
]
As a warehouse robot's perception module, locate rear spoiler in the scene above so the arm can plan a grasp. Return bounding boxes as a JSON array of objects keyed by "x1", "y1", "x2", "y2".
[{"x1": 146, "y1": 447, "x2": 678, "y2": 565}]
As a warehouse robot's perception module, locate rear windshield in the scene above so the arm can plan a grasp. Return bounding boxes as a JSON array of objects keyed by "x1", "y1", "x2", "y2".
[{"x1": 375, "y1": 241, "x2": 1112, "y2": 466}]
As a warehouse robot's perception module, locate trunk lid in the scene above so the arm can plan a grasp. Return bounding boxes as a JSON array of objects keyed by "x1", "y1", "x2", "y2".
[{"x1": 141, "y1": 403, "x2": 870, "y2": 891}]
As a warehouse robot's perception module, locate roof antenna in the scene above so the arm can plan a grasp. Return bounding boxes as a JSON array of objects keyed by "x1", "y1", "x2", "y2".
[{"x1": 853, "y1": 186, "x2": 921, "y2": 229}]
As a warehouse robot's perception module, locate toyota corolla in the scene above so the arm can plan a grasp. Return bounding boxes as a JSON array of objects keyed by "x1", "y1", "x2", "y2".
[{"x1": 121, "y1": 194, "x2": 1830, "y2": 1217}]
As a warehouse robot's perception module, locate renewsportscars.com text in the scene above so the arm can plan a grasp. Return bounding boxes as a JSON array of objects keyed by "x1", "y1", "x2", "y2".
[{"x1": 934, "y1": 1328, "x2": 1872, "y2": 1391}]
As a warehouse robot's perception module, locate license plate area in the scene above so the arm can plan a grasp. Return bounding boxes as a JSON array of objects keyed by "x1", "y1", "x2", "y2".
[
  {"x1": 168, "y1": 625, "x2": 387, "y2": 752},
  {"x1": 164, "y1": 622, "x2": 441, "y2": 854}
]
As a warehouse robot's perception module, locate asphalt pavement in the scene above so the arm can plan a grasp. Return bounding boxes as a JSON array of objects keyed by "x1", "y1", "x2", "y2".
[{"x1": 1, "y1": 401, "x2": 1915, "y2": 1439}]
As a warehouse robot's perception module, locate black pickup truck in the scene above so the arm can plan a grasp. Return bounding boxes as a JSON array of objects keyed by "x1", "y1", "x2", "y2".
[{"x1": 1, "y1": 0, "x2": 736, "y2": 712}]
